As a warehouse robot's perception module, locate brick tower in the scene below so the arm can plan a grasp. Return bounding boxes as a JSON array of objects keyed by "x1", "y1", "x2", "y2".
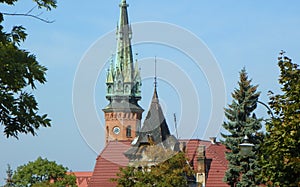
[{"x1": 103, "y1": 0, "x2": 143, "y2": 144}]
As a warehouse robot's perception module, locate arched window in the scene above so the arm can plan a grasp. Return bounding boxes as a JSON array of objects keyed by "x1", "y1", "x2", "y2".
[
  {"x1": 125, "y1": 85, "x2": 129, "y2": 93},
  {"x1": 118, "y1": 80, "x2": 122, "y2": 90},
  {"x1": 126, "y1": 126, "x2": 132, "y2": 138},
  {"x1": 106, "y1": 126, "x2": 109, "y2": 143}
]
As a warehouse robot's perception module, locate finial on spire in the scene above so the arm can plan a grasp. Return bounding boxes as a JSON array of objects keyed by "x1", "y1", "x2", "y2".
[
  {"x1": 154, "y1": 56, "x2": 157, "y2": 89},
  {"x1": 120, "y1": 0, "x2": 128, "y2": 7}
]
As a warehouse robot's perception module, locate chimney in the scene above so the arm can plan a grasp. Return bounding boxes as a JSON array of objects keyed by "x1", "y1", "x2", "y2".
[
  {"x1": 209, "y1": 137, "x2": 217, "y2": 144},
  {"x1": 197, "y1": 145, "x2": 205, "y2": 158},
  {"x1": 179, "y1": 142, "x2": 186, "y2": 152},
  {"x1": 196, "y1": 145, "x2": 206, "y2": 186}
]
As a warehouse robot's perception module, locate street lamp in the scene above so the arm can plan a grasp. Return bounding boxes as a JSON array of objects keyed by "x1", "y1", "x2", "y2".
[{"x1": 239, "y1": 135, "x2": 254, "y2": 156}]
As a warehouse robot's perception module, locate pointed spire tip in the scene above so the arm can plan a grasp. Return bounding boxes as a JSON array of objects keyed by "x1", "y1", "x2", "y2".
[
  {"x1": 120, "y1": 0, "x2": 128, "y2": 7},
  {"x1": 154, "y1": 56, "x2": 157, "y2": 89}
]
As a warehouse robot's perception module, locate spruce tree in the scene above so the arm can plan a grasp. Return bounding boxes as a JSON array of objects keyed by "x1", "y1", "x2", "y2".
[
  {"x1": 4, "y1": 164, "x2": 15, "y2": 187},
  {"x1": 221, "y1": 68, "x2": 262, "y2": 187}
]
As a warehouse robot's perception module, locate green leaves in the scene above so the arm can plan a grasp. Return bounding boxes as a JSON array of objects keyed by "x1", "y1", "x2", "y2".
[
  {"x1": 0, "y1": 0, "x2": 56, "y2": 138},
  {"x1": 10, "y1": 157, "x2": 77, "y2": 187},
  {"x1": 0, "y1": 0, "x2": 18, "y2": 5},
  {"x1": 33, "y1": 0, "x2": 57, "y2": 10},
  {"x1": 114, "y1": 152, "x2": 194, "y2": 187},
  {"x1": 259, "y1": 53, "x2": 300, "y2": 186},
  {"x1": 0, "y1": 40, "x2": 51, "y2": 138},
  {"x1": 11, "y1": 26, "x2": 27, "y2": 45},
  {"x1": 0, "y1": 0, "x2": 56, "y2": 10}
]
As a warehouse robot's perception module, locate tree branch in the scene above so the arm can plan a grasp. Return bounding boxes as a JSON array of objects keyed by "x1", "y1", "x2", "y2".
[
  {"x1": 1, "y1": 8, "x2": 55, "y2": 23},
  {"x1": 26, "y1": 5, "x2": 37, "y2": 15}
]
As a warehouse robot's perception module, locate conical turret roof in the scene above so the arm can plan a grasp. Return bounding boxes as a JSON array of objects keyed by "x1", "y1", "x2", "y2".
[
  {"x1": 124, "y1": 87, "x2": 179, "y2": 159},
  {"x1": 139, "y1": 87, "x2": 171, "y2": 144}
]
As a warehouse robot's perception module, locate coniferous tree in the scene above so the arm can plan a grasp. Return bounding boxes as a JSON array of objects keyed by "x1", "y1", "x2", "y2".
[
  {"x1": 4, "y1": 164, "x2": 15, "y2": 187},
  {"x1": 221, "y1": 68, "x2": 263, "y2": 187},
  {"x1": 259, "y1": 52, "x2": 300, "y2": 186}
]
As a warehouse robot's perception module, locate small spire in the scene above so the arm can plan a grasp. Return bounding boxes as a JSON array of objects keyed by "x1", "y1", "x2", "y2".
[
  {"x1": 152, "y1": 85, "x2": 159, "y2": 103},
  {"x1": 152, "y1": 56, "x2": 159, "y2": 104}
]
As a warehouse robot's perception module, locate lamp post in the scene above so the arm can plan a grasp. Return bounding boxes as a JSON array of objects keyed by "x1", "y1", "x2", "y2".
[
  {"x1": 239, "y1": 135, "x2": 254, "y2": 156},
  {"x1": 239, "y1": 135, "x2": 255, "y2": 185}
]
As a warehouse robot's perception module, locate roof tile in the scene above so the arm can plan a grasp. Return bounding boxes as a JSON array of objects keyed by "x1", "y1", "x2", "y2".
[{"x1": 85, "y1": 139, "x2": 229, "y2": 187}]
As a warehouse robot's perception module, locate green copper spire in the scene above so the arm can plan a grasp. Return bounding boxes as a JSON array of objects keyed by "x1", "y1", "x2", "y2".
[{"x1": 105, "y1": 0, "x2": 142, "y2": 103}]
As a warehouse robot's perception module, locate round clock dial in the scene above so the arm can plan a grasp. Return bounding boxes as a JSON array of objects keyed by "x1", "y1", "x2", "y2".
[{"x1": 113, "y1": 126, "x2": 121, "y2": 134}]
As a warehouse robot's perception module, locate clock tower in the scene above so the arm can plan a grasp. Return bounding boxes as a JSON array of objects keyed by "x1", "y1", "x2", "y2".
[{"x1": 103, "y1": 0, "x2": 143, "y2": 144}]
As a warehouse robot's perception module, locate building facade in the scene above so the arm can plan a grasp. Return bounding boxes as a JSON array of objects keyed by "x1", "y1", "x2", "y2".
[{"x1": 74, "y1": 1, "x2": 229, "y2": 186}]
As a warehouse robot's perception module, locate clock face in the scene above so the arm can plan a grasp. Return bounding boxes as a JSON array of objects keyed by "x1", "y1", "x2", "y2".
[{"x1": 113, "y1": 126, "x2": 121, "y2": 135}]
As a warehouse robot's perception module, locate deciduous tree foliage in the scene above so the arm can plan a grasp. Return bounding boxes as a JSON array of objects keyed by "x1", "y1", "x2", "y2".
[
  {"x1": 259, "y1": 53, "x2": 300, "y2": 186},
  {"x1": 11, "y1": 157, "x2": 77, "y2": 187},
  {"x1": 0, "y1": 0, "x2": 56, "y2": 10},
  {"x1": 113, "y1": 151, "x2": 194, "y2": 187},
  {"x1": 221, "y1": 68, "x2": 263, "y2": 187},
  {"x1": 0, "y1": 0, "x2": 56, "y2": 138}
]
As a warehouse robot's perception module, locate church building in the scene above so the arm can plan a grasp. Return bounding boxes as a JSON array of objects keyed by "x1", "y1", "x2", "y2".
[{"x1": 74, "y1": 1, "x2": 229, "y2": 186}]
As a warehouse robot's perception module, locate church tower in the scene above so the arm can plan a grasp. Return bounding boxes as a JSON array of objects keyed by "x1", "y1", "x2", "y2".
[{"x1": 103, "y1": 0, "x2": 143, "y2": 144}]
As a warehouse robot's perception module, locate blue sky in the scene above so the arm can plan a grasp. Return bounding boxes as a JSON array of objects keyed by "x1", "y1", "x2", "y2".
[{"x1": 1, "y1": 0, "x2": 300, "y2": 184}]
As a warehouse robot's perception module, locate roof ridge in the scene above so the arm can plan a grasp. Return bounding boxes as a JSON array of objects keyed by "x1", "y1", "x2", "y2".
[
  {"x1": 96, "y1": 143, "x2": 111, "y2": 160},
  {"x1": 96, "y1": 140, "x2": 129, "y2": 159},
  {"x1": 179, "y1": 139, "x2": 212, "y2": 142}
]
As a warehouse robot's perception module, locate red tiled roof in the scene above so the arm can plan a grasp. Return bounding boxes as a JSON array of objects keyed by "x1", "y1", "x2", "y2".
[
  {"x1": 88, "y1": 141, "x2": 131, "y2": 187},
  {"x1": 69, "y1": 172, "x2": 93, "y2": 187},
  {"x1": 206, "y1": 143, "x2": 228, "y2": 187},
  {"x1": 87, "y1": 139, "x2": 229, "y2": 187},
  {"x1": 180, "y1": 139, "x2": 229, "y2": 187}
]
